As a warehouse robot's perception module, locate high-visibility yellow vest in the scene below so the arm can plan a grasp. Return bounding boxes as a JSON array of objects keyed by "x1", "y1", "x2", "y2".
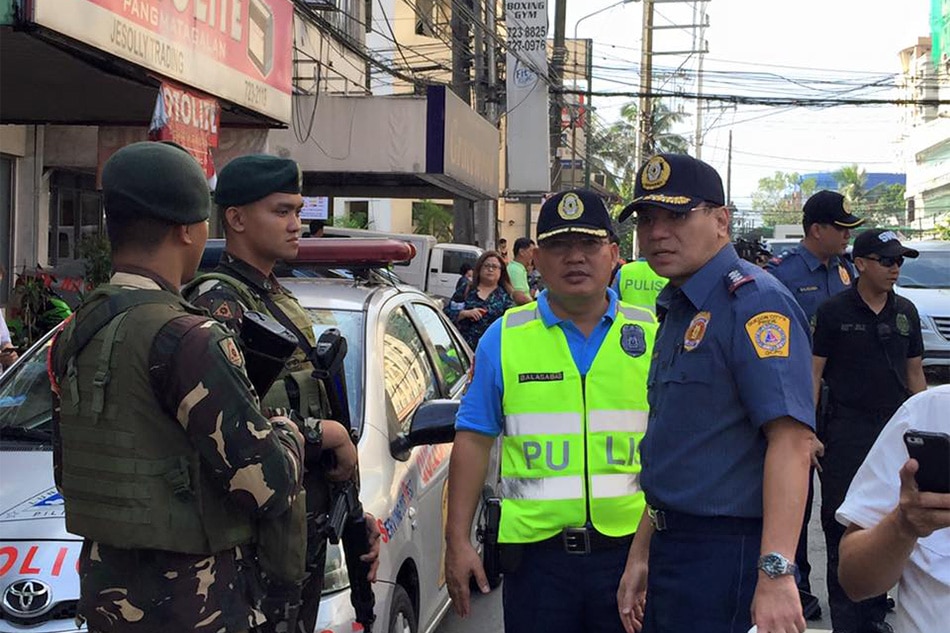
[
  {"x1": 498, "y1": 301, "x2": 656, "y2": 543},
  {"x1": 618, "y1": 261, "x2": 667, "y2": 313}
]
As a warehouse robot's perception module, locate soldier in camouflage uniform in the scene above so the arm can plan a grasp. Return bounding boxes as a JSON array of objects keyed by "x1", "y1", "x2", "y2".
[
  {"x1": 48, "y1": 142, "x2": 306, "y2": 633},
  {"x1": 184, "y1": 154, "x2": 380, "y2": 633}
]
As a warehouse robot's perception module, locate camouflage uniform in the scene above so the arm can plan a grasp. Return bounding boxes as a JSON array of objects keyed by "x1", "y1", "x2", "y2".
[
  {"x1": 187, "y1": 253, "x2": 331, "y2": 633},
  {"x1": 50, "y1": 270, "x2": 306, "y2": 633}
]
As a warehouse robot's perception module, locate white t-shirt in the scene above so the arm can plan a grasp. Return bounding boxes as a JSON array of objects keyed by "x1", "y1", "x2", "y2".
[
  {"x1": 836, "y1": 385, "x2": 950, "y2": 633},
  {"x1": 0, "y1": 308, "x2": 11, "y2": 346}
]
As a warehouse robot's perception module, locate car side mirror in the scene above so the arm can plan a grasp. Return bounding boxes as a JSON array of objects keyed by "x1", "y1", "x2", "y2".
[{"x1": 390, "y1": 399, "x2": 459, "y2": 455}]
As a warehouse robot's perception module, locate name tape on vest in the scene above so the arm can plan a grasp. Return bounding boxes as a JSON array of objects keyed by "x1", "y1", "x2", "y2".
[{"x1": 518, "y1": 372, "x2": 564, "y2": 383}]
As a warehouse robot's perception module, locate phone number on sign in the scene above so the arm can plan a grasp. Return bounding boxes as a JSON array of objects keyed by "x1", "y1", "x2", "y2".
[{"x1": 509, "y1": 39, "x2": 546, "y2": 53}]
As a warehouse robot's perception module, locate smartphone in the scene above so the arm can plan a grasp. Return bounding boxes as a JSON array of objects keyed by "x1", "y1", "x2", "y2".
[{"x1": 903, "y1": 430, "x2": 950, "y2": 494}]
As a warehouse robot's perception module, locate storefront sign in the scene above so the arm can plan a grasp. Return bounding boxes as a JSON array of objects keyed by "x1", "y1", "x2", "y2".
[
  {"x1": 301, "y1": 196, "x2": 329, "y2": 220},
  {"x1": 504, "y1": 0, "x2": 550, "y2": 193},
  {"x1": 31, "y1": 0, "x2": 293, "y2": 124},
  {"x1": 149, "y1": 82, "x2": 220, "y2": 177}
]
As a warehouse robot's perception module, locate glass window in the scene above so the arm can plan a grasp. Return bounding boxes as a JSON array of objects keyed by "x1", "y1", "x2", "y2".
[
  {"x1": 382, "y1": 306, "x2": 437, "y2": 433},
  {"x1": 441, "y1": 249, "x2": 479, "y2": 276},
  {"x1": 409, "y1": 302, "x2": 468, "y2": 394},
  {"x1": 305, "y1": 308, "x2": 365, "y2": 427},
  {"x1": 48, "y1": 171, "x2": 103, "y2": 264},
  {"x1": 0, "y1": 334, "x2": 55, "y2": 447}
]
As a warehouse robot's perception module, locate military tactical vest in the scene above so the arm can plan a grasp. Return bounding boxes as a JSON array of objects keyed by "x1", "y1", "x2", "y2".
[
  {"x1": 498, "y1": 302, "x2": 657, "y2": 543},
  {"x1": 184, "y1": 272, "x2": 329, "y2": 419},
  {"x1": 618, "y1": 261, "x2": 666, "y2": 313},
  {"x1": 52, "y1": 285, "x2": 254, "y2": 554}
]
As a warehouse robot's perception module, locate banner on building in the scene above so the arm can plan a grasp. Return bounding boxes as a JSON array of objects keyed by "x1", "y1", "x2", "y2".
[
  {"x1": 301, "y1": 197, "x2": 329, "y2": 221},
  {"x1": 505, "y1": 0, "x2": 550, "y2": 193},
  {"x1": 31, "y1": 0, "x2": 293, "y2": 124},
  {"x1": 149, "y1": 82, "x2": 220, "y2": 179}
]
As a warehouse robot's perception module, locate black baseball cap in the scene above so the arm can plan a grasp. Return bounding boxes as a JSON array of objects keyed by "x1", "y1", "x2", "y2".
[
  {"x1": 802, "y1": 190, "x2": 864, "y2": 229},
  {"x1": 536, "y1": 189, "x2": 613, "y2": 242},
  {"x1": 618, "y1": 154, "x2": 725, "y2": 223},
  {"x1": 852, "y1": 229, "x2": 919, "y2": 259}
]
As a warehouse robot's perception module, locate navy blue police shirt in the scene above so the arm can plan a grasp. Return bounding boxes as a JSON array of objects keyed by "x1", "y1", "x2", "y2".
[
  {"x1": 765, "y1": 243, "x2": 856, "y2": 324},
  {"x1": 640, "y1": 244, "x2": 815, "y2": 518}
]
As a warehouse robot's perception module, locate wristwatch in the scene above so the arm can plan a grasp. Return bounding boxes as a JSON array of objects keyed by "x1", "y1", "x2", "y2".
[{"x1": 757, "y1": 552, "x2": 797, "y2": 579}]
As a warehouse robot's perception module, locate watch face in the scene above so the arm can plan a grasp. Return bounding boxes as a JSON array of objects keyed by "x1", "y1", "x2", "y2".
[{"x1": 760, "y1": 553, "x2": 791, "y2": 577}]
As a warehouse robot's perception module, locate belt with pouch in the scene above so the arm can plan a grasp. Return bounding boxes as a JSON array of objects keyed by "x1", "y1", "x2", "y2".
[{"x1": 530, "y1": 527, "x2": 634, "y2": 555}]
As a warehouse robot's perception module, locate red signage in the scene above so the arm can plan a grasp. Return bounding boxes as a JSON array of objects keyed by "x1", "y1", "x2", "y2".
[
  {"x1": 32, "y1": 0, "x2": 294, "y2": 123},
  {"x1": 150, "y1": 82, "x2": 220, "y2": 178}
]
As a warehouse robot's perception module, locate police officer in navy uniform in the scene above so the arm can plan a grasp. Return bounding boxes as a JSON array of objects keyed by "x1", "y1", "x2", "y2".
[
  {"x1": 445, "y1": 189, "x2": 658, "y2": 633},
  {"x1": 766, "y1": 190, "x2": 863, "y2": 328},
  {"x1": 616, "y1": 154, "x2": 815, "y2": 633},
  {"x1": 765, "y1": 189, "x2": 864, "y2": 619},
  {"x1": 812, "y1": 229, "x2": 927, "y2": 633}
]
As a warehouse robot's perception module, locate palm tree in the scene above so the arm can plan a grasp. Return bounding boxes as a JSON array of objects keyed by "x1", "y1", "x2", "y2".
[
  {"x1": 588, "y1": 101, "x2": 689, "y2": 196},
  {"x1": 833, "y1": 164, "x2": 869, "y2": 206}
]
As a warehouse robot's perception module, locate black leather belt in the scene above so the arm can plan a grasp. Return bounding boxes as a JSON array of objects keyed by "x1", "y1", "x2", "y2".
[
  {"x1": 533, "y1": 527, "x2": 634, "y2": 555},
  {"x1": 648, "y1": 507, "x2": 760, "y2": 536}
]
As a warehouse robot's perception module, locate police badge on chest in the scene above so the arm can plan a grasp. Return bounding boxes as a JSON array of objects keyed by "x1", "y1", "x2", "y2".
[{"x1": 620, "y1": 324, "x2": 646, "y2": 357}]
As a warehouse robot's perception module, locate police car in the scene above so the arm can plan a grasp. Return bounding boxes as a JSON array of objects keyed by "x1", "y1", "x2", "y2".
[{"x1": 0, "y1": 239, "x2": 497, "y2": 633}]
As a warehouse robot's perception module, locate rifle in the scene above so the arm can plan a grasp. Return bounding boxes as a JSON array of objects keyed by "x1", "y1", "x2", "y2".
[
  {"x1": 311, "y1": 328, "x2": 377, "y2": 633},
  {"x1": 240, "y1": 312, "x2": 308, "y2": 633}
]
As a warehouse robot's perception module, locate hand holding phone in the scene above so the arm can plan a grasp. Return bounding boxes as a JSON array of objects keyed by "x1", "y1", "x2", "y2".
[{"x1": 903, "y1": 430, "x2": 950, "y2": 494}]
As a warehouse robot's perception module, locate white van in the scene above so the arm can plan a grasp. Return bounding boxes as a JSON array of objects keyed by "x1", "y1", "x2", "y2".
[{"x1": 323, "y1": 228, "x2": 482, "y2": 300}]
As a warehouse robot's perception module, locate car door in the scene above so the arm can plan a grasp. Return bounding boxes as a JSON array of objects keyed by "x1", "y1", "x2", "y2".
[
  {"x1": 428, "y1": 247, "x2": 479, "y2": 301},
  {"x1": 402, "y1": 301, "x2": 477, "y2": 626}
]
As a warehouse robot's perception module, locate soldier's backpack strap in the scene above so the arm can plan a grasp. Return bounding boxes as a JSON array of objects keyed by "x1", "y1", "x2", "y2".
[
  {"x1": 57, "y1": 289, "x2": 184, "y2": 384},
  {"x1": 90, "y1": 310, "x2": 131, "y2": 421},
  {"x1": 183, "y1": 272, "x2": 267, "y2": 314}
]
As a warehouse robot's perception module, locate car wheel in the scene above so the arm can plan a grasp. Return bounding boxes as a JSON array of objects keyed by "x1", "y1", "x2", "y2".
[{"x1": 388, "y1": 584, "x2": 417, "y2": 633}]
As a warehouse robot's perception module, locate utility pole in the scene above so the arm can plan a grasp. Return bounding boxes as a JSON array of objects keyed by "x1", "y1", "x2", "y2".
[
  {"x1": 726, "y1": 129, "x2": 733, "y2": 205},
  {"x1": 451, "y1": 0, "x2": 475, "y2": 244},
  {"x1": 637, "y1": 0, "x2": 655, "y2": 167},
  {"x1": 551, "y1": 0, "x2": 567, "y2": 188},
  {"x1": 693, "y1": 1, "x2": 707, "y2": 159}
]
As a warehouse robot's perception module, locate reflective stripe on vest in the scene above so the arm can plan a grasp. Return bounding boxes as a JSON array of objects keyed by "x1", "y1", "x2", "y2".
[
  {"x1": 498, "y1": 302, "x2": 656, "y2": 543},
  {"x1": 618, "y1": 261, "x2": 667, "y2": 313}
]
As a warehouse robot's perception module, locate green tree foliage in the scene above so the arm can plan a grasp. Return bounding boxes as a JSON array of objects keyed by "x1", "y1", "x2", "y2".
[
  {"x1": 588, "y1": 101, "x2": 689, "y2": 196},
  {"x1": 412, "y1": 200, "x2": 454, "y2": 242},
  {"x1": 831, "y1": 165, "x2": 907, "y2": 227},
  {"x1": 751, "y1": 172, "x2": 816, "y2": 227}
]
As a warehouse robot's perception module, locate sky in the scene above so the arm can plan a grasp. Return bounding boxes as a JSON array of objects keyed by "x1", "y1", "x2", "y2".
[{"x1": 557, "y1": 0, "x2": 934, "y2": 212}]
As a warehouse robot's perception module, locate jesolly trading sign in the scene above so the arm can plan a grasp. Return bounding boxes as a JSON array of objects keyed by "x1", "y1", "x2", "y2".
[{"x1": 32, "y1": 0, "x2": 294, "y2": 124}]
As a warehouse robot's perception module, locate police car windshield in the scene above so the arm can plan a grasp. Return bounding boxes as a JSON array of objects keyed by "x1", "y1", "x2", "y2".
[
  {"x1": 0, "y1": 338, "x2": 55, "y2": 445},
  {"x1": 305, "y1": 308, "x2": 365, "y2": 427},
  {"x1": 897, "y1": 250, "x2": 950, "y2": 289}
]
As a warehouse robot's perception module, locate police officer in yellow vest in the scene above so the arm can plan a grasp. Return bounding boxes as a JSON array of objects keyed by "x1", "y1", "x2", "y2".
[
  {"x1": 612, "y1": 259, "x2": 667, "y2": 313},
  {"x1": 184, "y1": 154, "x2": 380, "y2": 633},
  {"x1": 445, "y1": 189, "x2": 657, "y2": 632},
  {"x1": 48, "y1": 142, "x2": 307, "y2": 633}
]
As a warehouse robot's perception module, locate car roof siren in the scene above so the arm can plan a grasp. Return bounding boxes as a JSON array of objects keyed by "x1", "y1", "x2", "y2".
[{"x1": 293, "y1": 238, "x2": 416, "y2": 266}]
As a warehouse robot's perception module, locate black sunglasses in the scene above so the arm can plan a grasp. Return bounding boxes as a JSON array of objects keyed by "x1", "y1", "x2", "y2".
[{"x1": 865, "y1": 255, "x2": 904, "y2": 268}]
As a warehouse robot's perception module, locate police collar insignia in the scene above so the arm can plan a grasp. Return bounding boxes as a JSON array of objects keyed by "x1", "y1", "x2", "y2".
[
  {"x1": 896, "y1": 313, "x2": 910, "y2": 336},
  {"x1": 837, "y1": 265, "x2": 851, "y2": 286},
  {"x1": 620, "y1": 324, "x2": 647, "y2": 357},
  {"x1": 683, "y1": 311, "x2": 710, "y2": 351},
  {"x1": 726, "y1": 268, "x2": 755, "y2": 293},
  {"x1": 744, "y1": 312, "x2": 791, "y2": 359},
  {"x1": 640, "y1": 155, "x2": 671, "y2": 191},
  {"x1": 557, "y1": 192, "x2": 584, "y2": 221}
]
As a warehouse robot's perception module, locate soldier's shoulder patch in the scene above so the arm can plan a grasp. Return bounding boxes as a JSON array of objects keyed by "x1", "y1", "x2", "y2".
[
  {"x1": 219, "y1": 337, "x2": 244, "y2": 367},
  {"x1": 213, "y1": 301, "x2": 234, "y2": 320},
  {"x1": 744, "y1": 311, "x2": 790, "y2": 359}
]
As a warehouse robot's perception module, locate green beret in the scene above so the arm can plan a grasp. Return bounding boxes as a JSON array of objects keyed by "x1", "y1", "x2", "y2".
[
  {"x1": 214, "y1": 154, "x2": 302, "y2": 206},
  {"x1": 102, "y1": 142, "x2": 211, "y2": 224}
]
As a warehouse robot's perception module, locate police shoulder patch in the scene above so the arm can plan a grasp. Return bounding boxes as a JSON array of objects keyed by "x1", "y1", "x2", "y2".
[
  {"x1": 219, "y1": 337, "x2": 245, "y2": 367},
  {"x1": 725, "y1": 268, "x2": 756, "y2": 294},
  {"x1": 744, "y1": 312, "x2": 790, "y2": 359},
  {"x1": 620, "y1": 324, "x2": 647, "y2": 357}
]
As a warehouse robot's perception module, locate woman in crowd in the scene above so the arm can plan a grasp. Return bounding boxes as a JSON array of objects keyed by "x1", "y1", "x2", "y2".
[{"x1": 445, "y1": 251, "x2": 514, "y2": 350}]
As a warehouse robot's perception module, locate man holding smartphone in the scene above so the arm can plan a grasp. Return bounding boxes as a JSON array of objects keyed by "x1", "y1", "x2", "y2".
[
  {"x1": 835, "y1": 385, "x2": 950, "y2": 633},
  {"x1": 811, "y1": 229, "x2": 928, "y2": 633}
]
